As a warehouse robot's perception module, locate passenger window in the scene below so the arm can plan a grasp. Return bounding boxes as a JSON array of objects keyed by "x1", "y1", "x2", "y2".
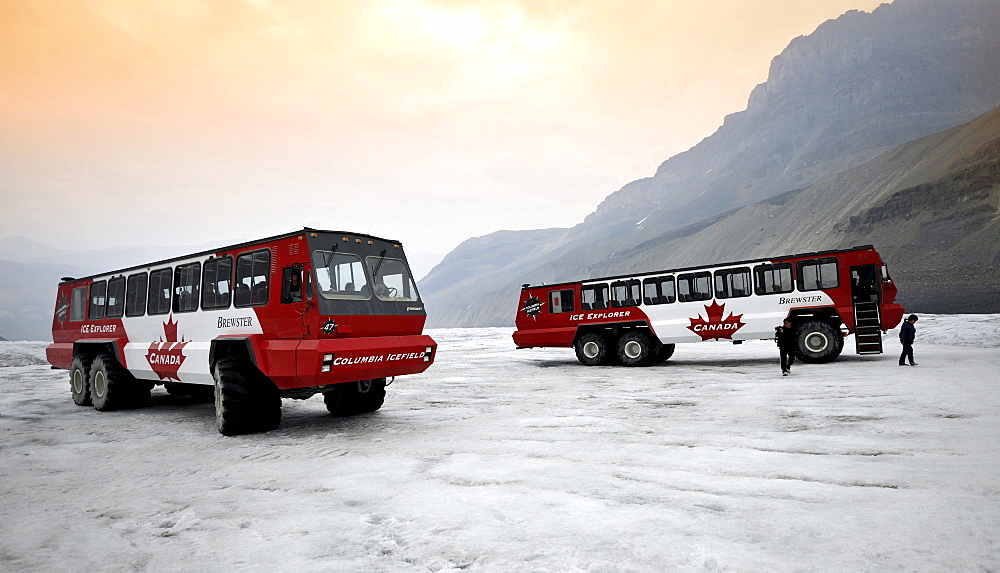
[
  {"x1": 173, "y1": 263, "x2": 201, "y2": 313},
  {"x1": 147, "y1": 268, "x2": 172, "y2": 315},
  {"x1": 642, "y1": 278, "x2": 658, "y2": 305},
  {"x1": 610, "y1": 279, "x2": 641, "y2": 308},
  {"x1": 659, "y1": 277, "x2": 676, "y2": 304},
  {"x1": 714, "y1": 267, "x2": 751, "y2": 299},
  {"x1": 202, "y1": 257, "x2": 233, "y2": 310},
  {"x1": 797, "y1": 258, "x2": 839, "y2": 291},
  {"x1": 677, "y1": 272, "x2": 712, "y2": 302},
  {"x1": 644, "y1": 276, "x2": 677, "y2": 305},
  {"x1": 125, "y1": 273, "x2": 148, "y2": 317},
  {"x1": 70, "y1": 287, "x2": 87, "y2": 322},
  {"x1": 549, "y1": 289, "x2": 575, "y2": 313},
  {"x1": 580, "y1": 284, "x2": 609, "y2": 311},
  {"x1": 106, "y1": 277, "x2": 126, "y2": 319},
  {"x1": 235, "y1": 249, "x2": 271, "y2": 307},
  {"x1": 312, "y1": 251, "x2": 369, "y2": 300},
  {"x1": 89, "y1": 280, "x2": 107, "y2": 320},
  {"x1": 753, "y1": 263, "x2": 793, "y2": 295},
  {"x1": 146, "y1": 268, "x2": 174, "y2": 314},
  {"x1": 366, "y1": 257, "x2": 419, "y2": 302}
]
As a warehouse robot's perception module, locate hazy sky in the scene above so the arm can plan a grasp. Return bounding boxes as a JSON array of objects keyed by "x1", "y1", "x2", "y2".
[{"x1": 1, "y1": 0, "x2": 886, "y2": 260}]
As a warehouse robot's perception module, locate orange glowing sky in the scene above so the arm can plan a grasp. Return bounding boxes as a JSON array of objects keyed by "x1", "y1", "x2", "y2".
[{"x1": 0, "y1": 0, "x2": 887, "y2": 261}]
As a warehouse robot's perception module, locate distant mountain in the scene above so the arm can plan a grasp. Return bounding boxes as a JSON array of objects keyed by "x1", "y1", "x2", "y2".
[
  {"x1": 405, "y1": 251, "x2": 447, "y2": 282},
  {"x1": 419, "y1": 0, "x2": 1000, "y2": 327}
]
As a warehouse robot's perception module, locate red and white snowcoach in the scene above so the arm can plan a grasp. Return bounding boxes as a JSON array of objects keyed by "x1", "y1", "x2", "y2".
[
  {"x1": 47, "y1": 228, "x2": 436, "y2": 435},
  {"x1": 513, "y1": 246, "x2": 905, "y2": 366}
]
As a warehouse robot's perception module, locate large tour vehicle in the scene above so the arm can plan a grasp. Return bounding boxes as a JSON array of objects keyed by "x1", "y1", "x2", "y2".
[
  {"x1": 47, "y1": 228, "x2": 436, "y2": 435},
  {"x1": 513, "y1": 246, "x2": 905, "y2": 366}
]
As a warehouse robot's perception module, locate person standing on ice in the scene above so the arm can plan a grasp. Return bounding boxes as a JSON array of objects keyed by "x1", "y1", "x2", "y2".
[
  {"x1": 775, "y1": 319, "x2": 796, "y2": 376},
  {"x1": 899, "y1": 314, "x2": 919, "y2": 366}
]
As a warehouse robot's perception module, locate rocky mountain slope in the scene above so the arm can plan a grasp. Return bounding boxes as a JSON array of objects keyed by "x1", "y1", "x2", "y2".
[
  {"x1": 588, "y1": 104, "x2": 1000, "y2": 313},
  {"x1": 419, "y1": 0, "x2": 1000, "y2": 327}
]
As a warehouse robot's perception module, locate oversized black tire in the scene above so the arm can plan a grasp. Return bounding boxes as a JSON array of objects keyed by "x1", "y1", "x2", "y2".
[
  {"x1": 574, "y1": 332, "x2": 617, "y2": 366},
  {"x1": 324, "y1": 378, "x2": 386, "y2": 417},
  {"x1": 69, "y1": 354, "x2": 93, "y2": 406},
  {"x1": 90, "y1": 354, "x2": 145, "y2": 411},
  {"x1": 214, "y1": 359, "x2": 254, "y2": 435},
  {"x1": 214, "y1": 359, "x2": 279, "y2": 435},
  {"x1": 617, "y1": 331, "x2": 658, "y2": 367},
  {"x1": 213, "y1": 358, "x2": 281, "y2": 435},
  {"x1": 795, "y1": 321, "x2": 844, "y2": 363},
  {"x1": 651, "y1": 343, "x2": 675, "y2": 364},
  {"x1": 256, "y1": 385, "x2": 283, "y2": 432}
]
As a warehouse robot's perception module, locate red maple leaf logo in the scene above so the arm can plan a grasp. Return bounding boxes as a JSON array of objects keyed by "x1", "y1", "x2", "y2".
[
  {"x1": 145, "y1": 315, "x2": 188, "y2": 381},
  {"x1": 687, "y1": 300, "x2": 746, "y2": 341}
]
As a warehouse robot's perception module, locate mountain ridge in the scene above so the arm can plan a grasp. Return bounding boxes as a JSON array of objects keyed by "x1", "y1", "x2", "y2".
[{"x1": 419, "y1": 0, "x2": 1000, "y2": 327}]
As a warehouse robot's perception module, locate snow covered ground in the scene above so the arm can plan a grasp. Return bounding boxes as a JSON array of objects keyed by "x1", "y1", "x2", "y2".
[{"x1": 1, "y1": 315, "x2": 998, "y2": 571}]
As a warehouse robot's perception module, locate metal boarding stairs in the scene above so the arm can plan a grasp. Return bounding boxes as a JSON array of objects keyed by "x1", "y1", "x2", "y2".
[{"x1": 853, "y1": 301, "x2": 884, "y2": 354}]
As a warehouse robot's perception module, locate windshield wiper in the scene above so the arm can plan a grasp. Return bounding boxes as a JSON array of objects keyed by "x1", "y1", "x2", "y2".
[
  {"x1": 319, "y1": 243, "x2": 338, "y2": 267},
  {"x1": 371, "y1": 249, "x2": 388, "y2": 278}
]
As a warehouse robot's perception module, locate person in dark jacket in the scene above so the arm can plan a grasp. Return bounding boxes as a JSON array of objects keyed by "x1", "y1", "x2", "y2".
[
  {"x1": 776, "y1": 319, "x2": 796, "y2": 375},
  {"x1": 899, "y1": 314, "x2": 918, "y2": 366}
]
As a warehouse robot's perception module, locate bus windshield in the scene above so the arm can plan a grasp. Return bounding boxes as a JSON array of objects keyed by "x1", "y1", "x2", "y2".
[
  {"x1": 312, "y1": 251, "x2": 370, "y2": 300},
  {"x1": 365, "y1": 257, "x2": 419, "y2": 302}
]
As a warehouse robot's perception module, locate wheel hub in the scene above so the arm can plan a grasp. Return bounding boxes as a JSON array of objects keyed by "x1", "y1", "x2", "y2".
[
  {"x1": 805, "y1": 332, "x2": 829, "y2": 353},
  {"x1": 92, "y1": 371, "x2": 107, "y2": 398},
  {"x1": 624, "y1": 340, "x2": 643, "y2": 359},
  {"x1": 582, "y1": 341, "x2": 600, "y2": 359},
  {"x1": 72, "y1": 370, "x2": 85, "y2": 394}
]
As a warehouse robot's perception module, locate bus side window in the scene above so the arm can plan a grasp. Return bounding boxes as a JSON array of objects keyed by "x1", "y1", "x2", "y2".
[
  {"x1": 797, "y1": 258, "x2": 839, "y2": 291},
  {"x1": 581, "y1": 284, "x2": 608, "y2": 311},
  {"x1": 202, "y1": 257, "x2": 233, "y2": 310},
  {"x1": 753, "y1": 263, "x2": 793, "y2": 295},
  {"x1": 173, "y1": 263, "x2": 201, "y2": 313},
  {"x1": 643, "y1": 278, "x2": 659, "y2": 305},
  {"x1": 147, "y1": 268, "x2": 173, "y2": 315},
  {"x1": 659, "y1": 277, "x2": 676, "y2": 304},
  {"x1": 677, "y1": 272, "x2": 711, "y2": 302},
  {"x1": 610, "y1": 279, "x2": 640, "y2": 308},
  {"x1": 89, "y1": 280, "x2": 107, "y2": 320},
  {"x1": 714, "y1": 267, "x2": 751, "y2": 299},
  {"x1": 70, "y1": 286, "x2": 87, "y2": 321},
  {"x1": 125, "y1": 273, "x2": 148, "y2": 317},
  {"x1": 235, "y1": 249, "x2": 271, "y2": 307},
  {"x1": 645, "y1": 276, "x2": 676, "y2": 305},
  {"x1": 549, "y1": 288, "x2": 574, "y2": 313},
  {"x1": 106, "y1": 276, "x2": 126, "y2": 318}
]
